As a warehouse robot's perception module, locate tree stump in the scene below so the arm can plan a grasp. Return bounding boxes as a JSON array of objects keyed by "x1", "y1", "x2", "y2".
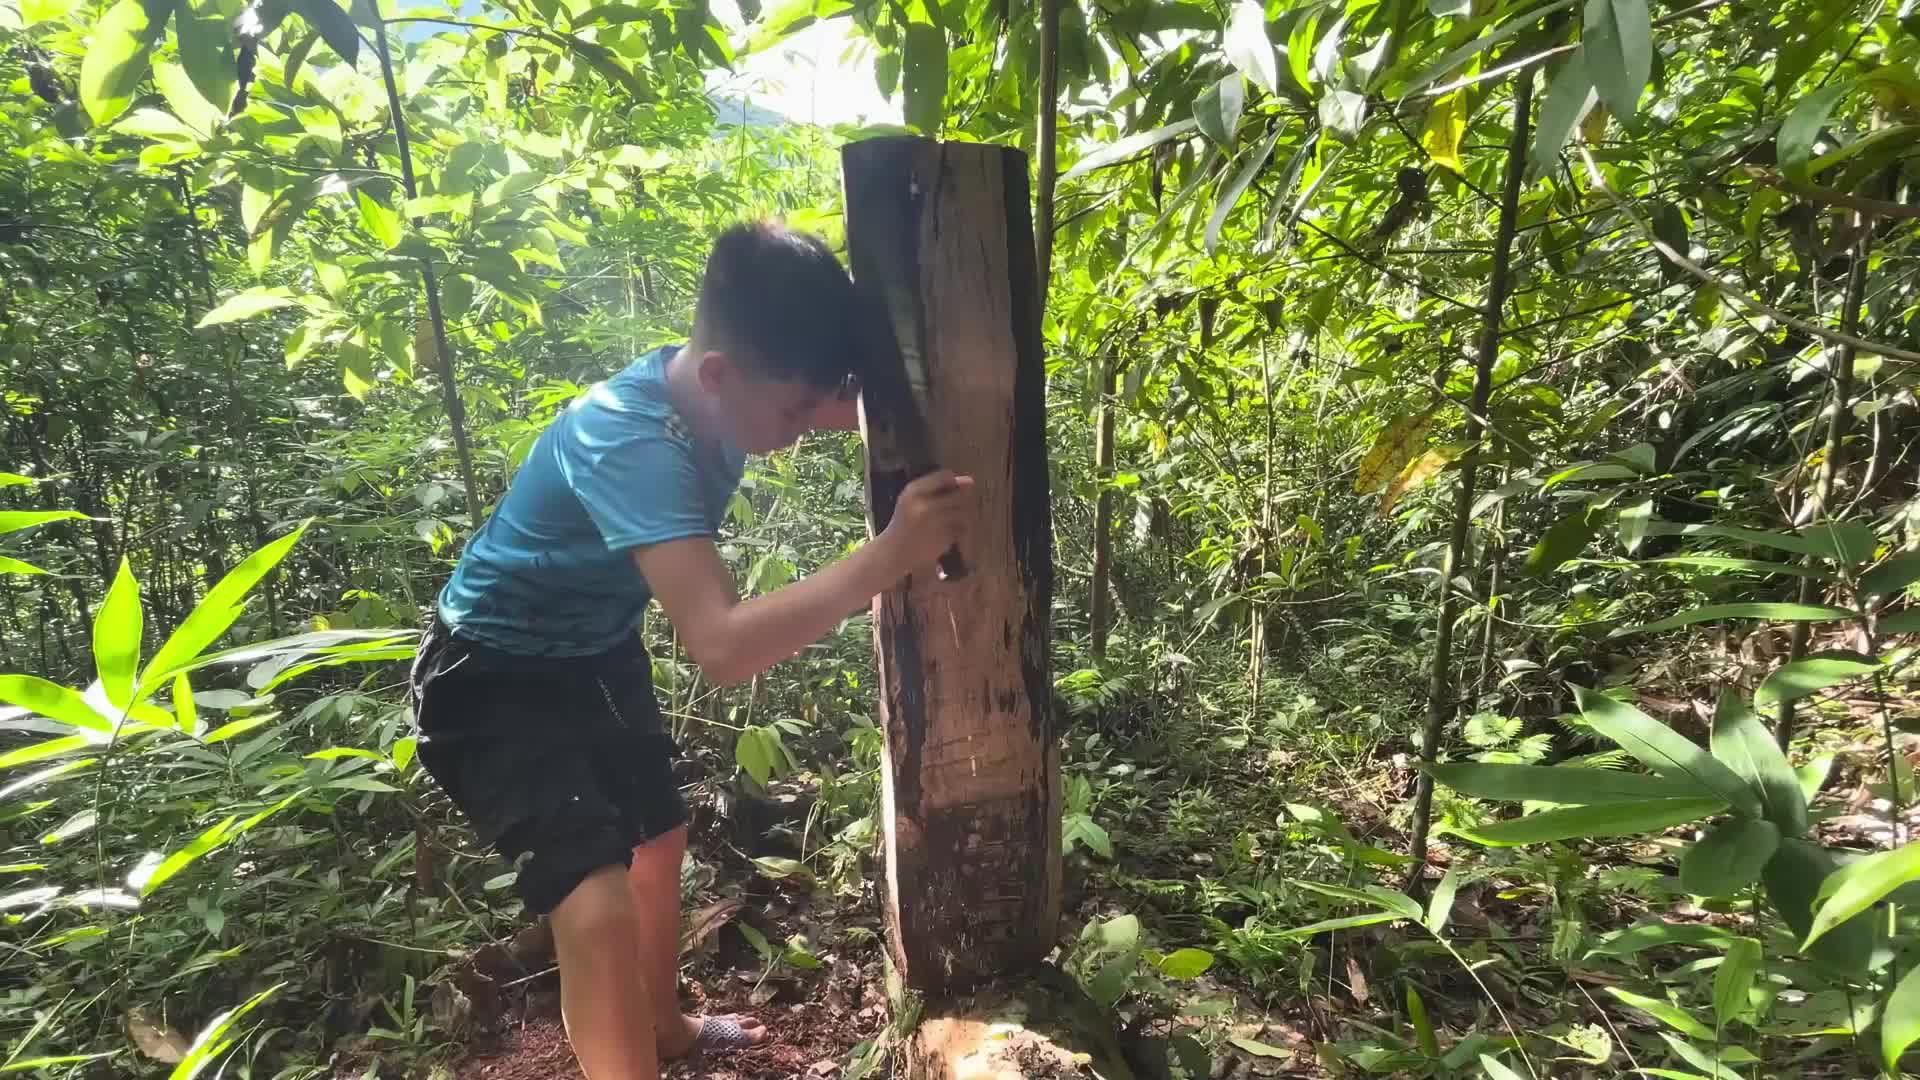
[{"x1": 842, "y1": 136, "x2": 1060, "y2": 996}]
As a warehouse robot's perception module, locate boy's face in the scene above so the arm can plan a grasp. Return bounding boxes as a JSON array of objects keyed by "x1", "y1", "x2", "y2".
[{"x1": 697, "y1": 351, "x2": 832, "y2": 453}]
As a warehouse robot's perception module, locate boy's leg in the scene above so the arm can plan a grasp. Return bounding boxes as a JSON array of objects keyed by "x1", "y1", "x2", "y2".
[
  {"x1": 551, "y1": 865, "x2": 661, "y2": 1080},
  {"x1": 629, "y1": 825, "x2": 767, "y2": 1056}
]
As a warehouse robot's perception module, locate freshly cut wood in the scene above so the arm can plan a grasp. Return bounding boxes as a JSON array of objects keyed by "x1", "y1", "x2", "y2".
[
  {"x1": 900, "y1": 972, "x2": 1136, "y2": 1080},
  {"x1": 842, "y1": 136, "x2": 1060, "y2": 995}
]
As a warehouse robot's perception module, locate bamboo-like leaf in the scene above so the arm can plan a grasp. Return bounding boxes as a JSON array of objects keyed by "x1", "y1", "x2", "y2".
[
  {"x1": 93, "y1": 558, "x2": 143, "y2": 711},
  {"x1": 1194, "y1": 75, "x2": 1244, "y2": 145},
  {"x1": 1524, "y1": 505, "x2": 1600, "y2": 575},
  {"x1": 0, "y1": 675, "x2": 111, "y2": 733},
  {"x1": 1713, "y1": 937, "x2": 1760, "y2": 1027},
  {"x1": 1679, "y1": 817, "x2": 1779, "y2": 895},
  {"x1": 293, "y1": 0, "x2": 359, "y2": 65},
  {"x1": 1224, "y1": 0, "x2": 1279, "y2": 95},
  {"x1": 1780, "y1": 82, "x2": 1852, "y2": 181},
  {"x1": 1573, "y1": 688, "x2": 1762, "y2": 817},
  {"x1": 1710, "y1": 691, "x2": 1806, "y2": 836},
  {"x1": 143, "y1": 523, "x2": 309, "y2": 685},
  {"x1": 1426, "y1": 761, "x2": 1709, "y2": 804},
  {"x1": 1450, "y1": 797, "x2": 1724, "y2": 846},
  {"x1": 1063, "y1": 120, "x2": 1199, "y2": 180},
  {"x1": 0, "y1": 510, "x2": 88, "y2": 536},
  {"x1": 1614, "y1": 603, "x2": 1853, "y2": 637},
  {"x1": 1763, "y1": 838, "x2": 1874, "y2": 975},
  {"x1": 1404, "y1": 0, "x2": 1578, "y2": 97},
  {"x1": 1605, "y1": 986, "x2": 1715, "y2": 1040},
  {"x1": 1860, "y1": 552, "x2": 1920, "y2": 600},
  {"x1": 1884, "y1": 963, "x2": 1920, "y2": 1073},
  {"x1": 1206, "y1": 127, "x2": 1280, "y2": 253},
  {"x1": 1754, "y1": 654, "x2": 1880, "y2": 709},
  {"x1": 1803, "y1": 840, "x2": 1920, "y2": 950},
  {"x1": 0, "y1": 735, "x2": 91, "y2": 770},
  {"x1": 1531, "y1": 47, "x2": 1596, "y2": 176},
  {"x1": 167, "y1": 983, "x2": 284, "y2": 1080},
  {"x1": 1582, "y1": 0, "x2": 1651, "y2": 122}
]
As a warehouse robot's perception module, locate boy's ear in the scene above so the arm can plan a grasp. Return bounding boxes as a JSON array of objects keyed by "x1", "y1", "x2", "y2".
[{"x1": 694, "y1": 349, "x2": 733, "y2": 392}]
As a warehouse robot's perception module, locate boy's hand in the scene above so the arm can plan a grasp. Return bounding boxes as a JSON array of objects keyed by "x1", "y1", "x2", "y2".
[{"x1": 879, "y1": 470, "x2": 975, "y2": 576}]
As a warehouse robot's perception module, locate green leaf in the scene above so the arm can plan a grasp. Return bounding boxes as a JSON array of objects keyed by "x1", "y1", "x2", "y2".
[
  {"x1": 1605, "y1": 986, "x2": 1715, "y2": 1040},
  {"x1": 901, "y1": 23, "x2": 947, "y2": 134},
  {"x1": 93, "y1": 558, "x2": 143, "y2": 711},
  {"x1": 1407, "y1": 985, "x2": 1439, "y2": 1058},
  {"x1": 81, "y1": 0, "x2": 166, "y2": 126},
  {"x1": 143, "y1": 523, "x2": 309, "y2": 685},
  {"x1": 1581, "y1": 0, "x2": 1650, "y2": 121},
  {"x1": 1318, "y1": 89, "x2": 1368, "y2": 139},
  {"x1": 153, "y1": 59, "x2": 223, "y2": 136},
  {"x1": 1713, "y1": 937, "x2": 1760, "y2": 1027},
  {"x1": 1426, "y1": 761, "x2": 1710, "y2": 804},
  {"x1": 0, "y1": 510, "x2": 88, "y2": 536},
  {"x1": 1679, "y1": 817, "x2": 1779, "y2": 895},
  {"x1": 0, "y1": 735, "x2": 92, "y2": 770},
  {"x1": 1884, "y1": 963, "x2": 1920, "y2": 1073},
  {"x1": 1280, "y1": 911, "x2": 1406, "y2": 936},
  {"x1": 2, "y1": 1056, "x2": 113, "y2": 1073},
  {"x1": 1780, "y1": 82, "x2": 1851, "y2": 182},
  {"x1": 1589, "y1": 921, "x2": 1736, "y2": 958},
  {"x1": 168, "y1": 984, "x2": 283, "y2": 1080},
  {"x1": 174, "y1": 2, "x2": 235, "y2": 122},
  {"x1": 1883, "y1": 610, "x2": 1920, "y2": 634},
  {"x1": 294, "y1": 0, "x2": 359, "y2": 65},
  {"x1": 1206, "y1": 127, "x2": 1280, "y2": 253},
  {"x1": 735, "y1": 728, "x2": 774, "y2": 786},
  {"x1": 1763, "y1": 838, "x2": 1874, "y2": 975},
  {"x1": 1426, "y1": 866, "x2": 1462, "y2": 934},
  {"x1": 1404, "y1": 0, "x2": 1577, "y2": 97},
  {"x1": 356, "y1": 191, "x2": 403, "y2": 249},
  {"x1": 1194, "y1": 75, "x2": 1244, "y2": 145},
  {"x1": 1709, "y1": 691, "x2": 1806, "y2": 835},
  {"x1": 0, "y1": 556, "x2": 48, "y2": 576},
  {"x1": 1224, "y1": 0, "x2": 1279, "y2": 96},
  {"x1": 1643, "y1": 555, "x2": 1832, "y2": 579},
  {"x1": 1574, "y1": 687, "x2": 1763, "y2": 817},
  {"x1": 1860, "y1": 552, "x2": 1920, "y2": 600},
  {"x1": 1755, "y1": 654, "x2": 1881, "y2": 710},
  {"x1": 196, "y1": 288, "x2": 296, "y2": 328},
  {"x1": 173, "y1": 673, "x2": 198, "y2": 736},
  {"x1": 1524, "y1": 505, "x2": 1601, "y2": 575},
  {"x1": 1531, "y1": 48, "x2": 1596, "y2": 176},
  {"x1": 1228, "y1": 1036, "x2": 1291, "y2": 1059},
  {"x1": 1063, "y1": 120, "x2": 1198, "y2": 179},
  {"x1": 1618, "y1": 497, "x2": 1653, "y2": 554},
  {"x1": 141, "y1": 815, "x2": 237, "y2": 896},
  {"x1": 1646, "y1": 520, "x2": 1873, "y2": 564},
  {"x1": 1452, "y1": 798, "x2": 1723, "y2": 846},
  {"x1": 1615, "y1": 603, "x2": 1853, "y2": 637},
  {"x1": 1155, "y1": 947, "x2": 1215, "y2": 979},
  {"x1": 1478, "y1": 1055, "x2": 1526, "y2": 1080},
  {"x1": 1422, "y1": 89, "x2": 1469, "y2": 173},
  {"x1": 0, "y1": 675, "x2": 111, "y2": 733},
  {"x1": 1803, "y1": 840, "x2": 1920, "y2": 950}
]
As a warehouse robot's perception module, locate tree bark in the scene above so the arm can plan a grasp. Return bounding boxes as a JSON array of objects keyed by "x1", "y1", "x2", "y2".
[
  {"x1": 1406, "y1": 71, "x2": 1533, "y2": 896},
  {"x1": 842, "y1": 137, "x2": 1060, "y2": 995}
]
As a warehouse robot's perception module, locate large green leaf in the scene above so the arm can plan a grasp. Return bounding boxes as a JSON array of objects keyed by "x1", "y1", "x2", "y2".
[
  {"x1": 1754, "y1": 654, "x2": 1881, "y2": 710},
  {"x1": 1780, "y1": 82, "x2": 1851, "y2": 181},
  {"x1": 0, "y1": 735, "x2": 92, "y2": 770},
  {"x1": 1194, "y1": 75, "x2": 1243, "y2": 145},
  {"x1": 1224, "y1": 0, "x2": 1279, "y2": 95},
  {"x1": 1885, "y1": 964, "x2": 1920, "y2": 1073},
  {"x1": 80, "y1": 0, "x2": 168, "y2": 125},
  {"x1": 901, "y1": 22, "x2": 947, "y2": 134},
  {"x1": 143, "y1": 523, "x2": 309, "y2": 685},
  {"x1": 1803, "y1": 840, "x2": 1920, "y2": 950},
  {"x1": 1523, "y1": 505, "x2": 1600, "y2": 576},
  {"x1": 1709, "y1": 691, "x2": 1806, "y2": 836},
  {"x1": 1614, "y1": 603, "x2": 1853, "y2": 637},
  {"x1": 0, "y1": 510, "x2": 88, "y2": 536},
  {"x1": 174, "y1": 0, "x2": 235, "y2": 120},
  {"x1": 0, "y1": 675, "x2": 111, "y2": 733},
  {"x1": 1763, "y1": 839, "x2": 1874, "y2": 975},
  {"x1": 1403, "y1": 0, "x2": 1578, "y2": 97},
  {"x1": 1713, "y1": 937, "x2": 1761, "y2": 1028},
  {"x1": 1643, "y1": 555, "x2": 1832, "y2": 580},
  {"x1": 196, "y1": 288, "x2": 297, "y2": 328},
  {"x1": 1426, "y1": 761, "x2": 1710, "y2": 804},
  {"x1": 294, "y1": 0, "x2": 360, "y2": 65},
  {"x1": 168, "y1": 983, "x2": 284, "y2": 1080},
  {"x1": 1860, "y1": 552, "x2": 1920, "y2": 600},
  {"x1": 1605, "y1": 986, "x2": 1715, "y2": 1040},
  {"x1": 93, "y1": 558, "x2": 143, "y2": 711},
  {"x1": 1581, "y1": 0, "x2": 1650, "y2": 121},
  {"x1": 1205, "y1": 127, "x2": 1279, "y2": 253},
  {"x1": 1450, "y1": 798, "x2": 1724, "y2": 846},
  {"x1": 0, "y1": 556, "x2": 48, "y2": 576},
  {"x1": 1643, "y1": 521, "x2": 1874, "y2": 563},
  {"x1": 1063, "y1": 120, "x2": 1199, "y2": 179},
  {"x1": 1679, "y1": 817, "x2": 1779, "y2": 895},
  {"x1": 1573, "y1": 687, "x2": 1763, "y2": 818}
]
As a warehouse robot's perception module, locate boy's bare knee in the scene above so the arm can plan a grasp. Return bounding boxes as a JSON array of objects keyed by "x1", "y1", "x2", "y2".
[{"x1": 551, "y1": 865, "x2": 640, "y2": 944}]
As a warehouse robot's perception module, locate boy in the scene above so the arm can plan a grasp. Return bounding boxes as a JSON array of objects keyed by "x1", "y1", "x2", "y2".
[{"x1": 409, "y1": 221, "x2": 973, "y2": 1079}]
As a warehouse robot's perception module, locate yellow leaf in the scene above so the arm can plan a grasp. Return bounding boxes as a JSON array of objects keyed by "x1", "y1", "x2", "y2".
[
  {"x1": 1422, "y1": 90, "x2": 1468, "y2": 174},
  {"x1": 1354, "y1": 408, "x2": 1437, "y2": 494},
  {"x1": 1377, "y1": 444, "x2": 1468, "y2": 517},
  {"x1": 1583, "y1": 102, "x2": 1610, "y2": 145},
  {"x1": 413, "y1": 320, "x2": 438, "y2": 374}
]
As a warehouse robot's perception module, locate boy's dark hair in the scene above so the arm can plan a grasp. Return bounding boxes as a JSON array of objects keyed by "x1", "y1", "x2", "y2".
[{"x1": 692, "y1": 221, "x2": 862, "y2": 391}]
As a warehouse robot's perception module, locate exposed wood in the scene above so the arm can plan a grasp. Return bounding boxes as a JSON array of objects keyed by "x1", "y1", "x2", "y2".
[
  {"x1": 1408, "y1": 70, "x2": 1533, "y2": 896},
  {"x1": 900, "y1": 971, "x2": 1134, "y2": 1080},
  {"x1": 842, "y1": 137, "x2": 1060, "y2": 994}
]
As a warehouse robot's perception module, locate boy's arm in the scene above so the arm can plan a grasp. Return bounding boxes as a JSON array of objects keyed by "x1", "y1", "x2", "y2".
[{"x1": 635, "y1": 470, "x2": 971, "y2": 686}]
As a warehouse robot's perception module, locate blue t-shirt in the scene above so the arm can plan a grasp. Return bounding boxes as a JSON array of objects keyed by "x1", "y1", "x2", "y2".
[{"x1": 436, "y1": 346, "x2": 746, "y2": 656}]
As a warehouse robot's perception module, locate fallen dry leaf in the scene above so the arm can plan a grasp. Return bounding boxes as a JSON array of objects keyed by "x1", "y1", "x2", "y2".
[{"x1": 127, "y1": 1007, "x2": 189, "y2": 1063}]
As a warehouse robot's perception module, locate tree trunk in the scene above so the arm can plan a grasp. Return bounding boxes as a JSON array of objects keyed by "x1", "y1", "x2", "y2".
[
  {"x1": 1406, "y1": 71, "x2": 1533, "y2": 897},
  {"x1": 842, "y1": 137, "x2": 1060, "y2": 996}
]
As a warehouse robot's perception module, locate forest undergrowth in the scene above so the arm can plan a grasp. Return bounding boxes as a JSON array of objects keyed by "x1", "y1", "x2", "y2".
[{"x1": 4, "y1": 0, "x2": 1920, "y2": 1077}]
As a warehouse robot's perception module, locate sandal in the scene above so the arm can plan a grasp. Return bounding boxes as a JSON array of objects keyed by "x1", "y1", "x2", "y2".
[{"x1": 679, "y1": 1015, "x2": 764, "y2": 1056}]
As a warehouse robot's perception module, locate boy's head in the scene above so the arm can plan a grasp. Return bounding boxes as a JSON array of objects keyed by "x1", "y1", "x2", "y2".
[{"x1": 684, "y1": 221, "x2": 862, "y2": 453}]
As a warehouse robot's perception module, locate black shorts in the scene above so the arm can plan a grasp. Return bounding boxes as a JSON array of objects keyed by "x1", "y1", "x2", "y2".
[{"x1": 409, "y1": 616, "x2": 686, "y2": 914}]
